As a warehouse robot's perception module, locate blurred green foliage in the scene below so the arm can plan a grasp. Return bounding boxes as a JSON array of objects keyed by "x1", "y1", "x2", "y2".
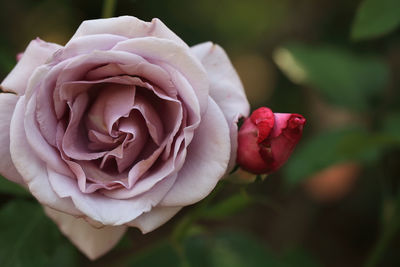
[
  {"x1": 0, "y1": 0, "x2": 400, "y2": 266},
  {"x1": 0, "y1": 176, "x2": 30, "y2": 197},
  {"x1": 351, "y1": 0, "x2": 400, "y2": 40},
  {"x1": 0, "y1": 201, "x2": 79, "y2": 267},
  {"x1": 128, "y1": 231, "x2": 320, "y2": 267},
  {"x1": 274, "y1": 43, "x2": 389, "y2": 110}
]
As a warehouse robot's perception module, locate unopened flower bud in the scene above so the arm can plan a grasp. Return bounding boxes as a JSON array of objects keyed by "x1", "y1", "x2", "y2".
[{"x1": 237, "y1": 107, "x2": 306, "y2": 174}]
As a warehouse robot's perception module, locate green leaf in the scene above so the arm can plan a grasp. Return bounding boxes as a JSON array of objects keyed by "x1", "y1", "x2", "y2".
[
  {"x1": 274, "y1": 44, "x2": 389, "y2": 111},
  {"x1": 0, "y1": 176, "x2": 30, "y2": 197},
  {"x1": 284, "y1": 127, "x2": 399, "y2": 185},
  {"x1": 351, "y1": 0, "x2": 400, "y2": 41},
  {"x1": 0, "y1": 201, "x2": 79, "y2": 267}
]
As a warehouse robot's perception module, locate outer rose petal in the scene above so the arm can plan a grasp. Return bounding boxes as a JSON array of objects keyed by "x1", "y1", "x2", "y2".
[
  {"x1": 1, "y1": 38, "x2": 61, "y2": 95},
  {"x1": 0, "y1": 93, "x2": 24, "y2": 184},
  {"x1": 161, "y1": 97, "x2": 230, "y2": 206},
  {"x1": 44, "y1": 207, "x2": 127, "y2": 260},
  {"x1": 127, "y1": 206, "x2": 182, "y2": 234},
  {"x1": 10, "y1": 96, "x2": 81, "y2": 216},
  {"x1": 47, "y1": 169, "x2": 178, "y2": 225},
  {"x1": 191, "y1": 42, "x2": 250, "y2": 171},
  {"x1": 71, "y1": 16, "x2": 187, "y2": 48}
]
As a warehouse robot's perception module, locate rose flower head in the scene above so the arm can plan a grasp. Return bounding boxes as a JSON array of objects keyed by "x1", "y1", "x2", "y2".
[
  {"x1": 0, "y1": 16, "x2": 250, "y2": 259},
  {"x1": 237, "y1": 107, "x2": 306, "y2": 174}
]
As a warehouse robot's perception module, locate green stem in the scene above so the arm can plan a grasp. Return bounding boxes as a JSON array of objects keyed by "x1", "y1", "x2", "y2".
[{"x1": 102, "y1": 0, "x2": 117, "y2": 18}]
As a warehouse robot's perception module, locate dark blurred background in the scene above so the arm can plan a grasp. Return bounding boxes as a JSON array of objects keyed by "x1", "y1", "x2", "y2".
[{"x1": 1, "y1": 0, "x2": 400, "y2": 266}]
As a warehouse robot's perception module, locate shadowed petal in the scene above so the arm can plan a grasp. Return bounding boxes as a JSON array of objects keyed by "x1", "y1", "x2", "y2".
[{"x1": 44, "y1": 207, "x2": 127, "y2": 260}]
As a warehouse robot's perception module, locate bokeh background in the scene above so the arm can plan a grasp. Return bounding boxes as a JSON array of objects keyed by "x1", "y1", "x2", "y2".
[{"x1": 1, "y1": 0, "x2": 400, "y2": 266}]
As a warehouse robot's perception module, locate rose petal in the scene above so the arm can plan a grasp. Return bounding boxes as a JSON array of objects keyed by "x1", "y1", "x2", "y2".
[
  {"x1": 112, "y1": 37, "x2": 209, "y2": 116},
  {"x1": 270, "y1": 113, "x2": 292, "y2": 137},
  {"x1": 25, "y1": 95, "x2": 73, "y2": 177},
  {"x1": 102, "y1": 141, "x2": 186, "y2": 199},
  {"x1": 62, "y1": 92, "x2": 106, "y2": 160},
  {"x1": 127, "y1": 206, "x2": 181, "y2": 234},
  {"x1": 71, "y1": 16, "x2": 187, "y2": 48},
  {"x1": 53, "y1": 50, "x2": 158, "y2": 94},
  {"x1": 88, "y1": 83, "x2": 136, "y2": 136},
  {"x1": 44, "y1": 207, "x2": 127, "y2": 260},
  {"x1": 85, "y1": 62, "x2": 177, "y2": 98},
  {"x1": 10, "y1": 96, "x2": 81, "y2": 215},
  {"x1": 0, "y1": 93, "x2": 24, "y2": 184},
  {"x1": 53, "y1": 34, "x2": 128, "y2": 63},
  {"x1": 47, "y1": 168, "x2": 178, "y2": 225},
  {"x1": 131, "y1": 94, "x2": 164, "y2": 145},
  {"x1": 161, "y1": 97, "x2": 230, "y2": 206},
  {"x1": 111, "y1": 114, "x2": 148, "y2": 172},
  {"x1": 1, "y1": 38, "x2": 61, "y2": 95},
  {"x1": 191, "y1": 42, "x2": 250, "y2": 171}
]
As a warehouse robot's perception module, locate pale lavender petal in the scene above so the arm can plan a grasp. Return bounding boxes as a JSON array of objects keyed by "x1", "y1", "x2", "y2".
[
  {"x1": 24, "y1": 96, "x2": 74, "y2": 177},
  {"x1": 36, "y1": 81, "x2": 58, "y2": 146},
  {"x1": 1, "y1": 38, "x2": 61, "y2": 95},
  {"x1": 85, "y1": 62, "x2": 177, "y2": 98},
  {"x1": 132, "y1": 94, "x2": 163, "y2": 145},
  {"x1": 125, "y1": 139, "x2": 167, "y2": 187},
  {"x1": 157, "y1": 62, "x2": 201, "y2": 132},
  {"x1": 88, "y1": 130, "x2": 119, "y2": 150},
  {"x1": 47, "y1": 168, "x2": 177, "y2": 225},
  {"x1": 53, "y1": 34, "x2": 127, "y2": 63},
  {"x1": 56, "y1": 121, "x2": 91, "y2": 193},
  {"x1": 78, "y1": 161, "x2": 127, "y2": 193},
  {"x1": 112, "y1": 37, "x2": 209, "y2": 115},
  {"x1": 10, "y1": 96, "x2": 81, "y2": 215},
  {"x1": 57, "y1": 76, "x2": 137, "y2": 122},
  {"x1": 127, "y1": 206, "x2": 181, "y2": 234},
  {"x1": 71, "y1": 16, "x2": 187, "y2": 48},
  {"x1": 103, "y1": 145, "x2": 186, "y2": 199},
  {"x1": 111, "y1": 114, "x2": 148, "y2": 172},
  {"x1": 0, "y1": 93, "x2": 24, "y2": 184},
  {"x1": 191, "y1": 42, "x2": 250, "y2": 171},
  {"x1": 54, "y1": 50, "x2": 150, "y2": 91},
  {"x1": 24, "y1": 64, "x2": 52, "y2": 101},
  {"x1": 88, "y1": 83, "x2": 135, "y2": 135},
  {"x1": 62, "y1": 93, "x2": 106, "y2": 160},
  {"x1": 44, "y1": 207, "x2": 127, "y2": 260},
  {"x1": 161, "y1": 97, "x2": 230, "y2": 206}
]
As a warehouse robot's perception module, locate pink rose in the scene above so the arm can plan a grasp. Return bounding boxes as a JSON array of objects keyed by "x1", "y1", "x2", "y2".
[
  {"x1": 237, "y1": 107, "x2": 305, "y2": 174},
  {"x1": 0, "y1": 16, "x2": 249, "y2": 259}
]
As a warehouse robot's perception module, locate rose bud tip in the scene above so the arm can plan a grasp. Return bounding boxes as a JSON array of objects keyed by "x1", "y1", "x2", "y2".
[{"x1": 237, "y1": 107, "x2": 306, "y2": 175}]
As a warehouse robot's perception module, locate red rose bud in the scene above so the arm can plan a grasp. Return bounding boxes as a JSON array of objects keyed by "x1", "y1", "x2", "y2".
[{"x1": 237, "y1": 107, "x2": 306, "y2": 174}]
